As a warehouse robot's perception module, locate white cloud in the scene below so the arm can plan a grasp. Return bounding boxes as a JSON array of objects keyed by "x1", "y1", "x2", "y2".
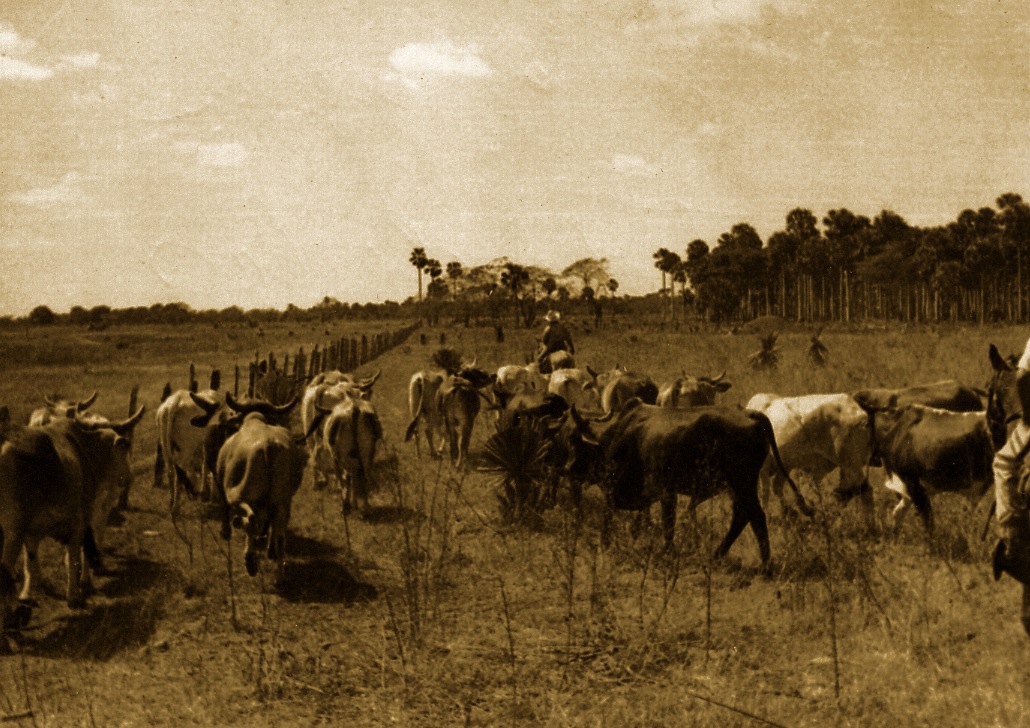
[
  {"x1": 387, "y1": 41, "x2": 491, "y2": 87},
  {"x1": 197, "y1": 142, "x2": 248, "y2": 167},
  {"x1": 0, "y1": 23, "x2": 34, "y2": 55},
  {"x1": 0, "y1": 55, "x2": 53, "y2": 81},
  {"x1": 9, "y1": 172, "x2": 89, "y2": 206},
  {"x1": 57, "y1": 52, "x2": 101, "y2": 71},
  {"x1": 611, "y1": 154, "x2": 662, "y2": 177}
]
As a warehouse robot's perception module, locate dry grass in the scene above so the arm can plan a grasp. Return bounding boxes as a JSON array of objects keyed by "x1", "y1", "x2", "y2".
[{"x1": 0, "y1": 319, "x2": 1028, "y2": 726}]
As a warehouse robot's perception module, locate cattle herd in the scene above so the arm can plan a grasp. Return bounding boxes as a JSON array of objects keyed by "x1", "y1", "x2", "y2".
[{"x1": 1, "y1": 341, "x2": 1028, "y2": 648}]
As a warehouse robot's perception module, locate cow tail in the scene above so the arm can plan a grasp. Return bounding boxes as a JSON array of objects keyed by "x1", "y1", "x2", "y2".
[
  {"x1": 404, "y1": 381, "x2": 426, "y2": 442},
  {"x1": 752, "y1": 411, "x2": 814, "y2": 517}
]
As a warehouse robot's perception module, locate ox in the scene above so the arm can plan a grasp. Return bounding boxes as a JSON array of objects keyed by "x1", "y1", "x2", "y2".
[
  {"x1": 556, "y1": 400, "x2": 810, "y2": 566},
  {"x1": 746, "y1": 393, "x2": 873, "y2": 523},
  {"x1": 27, "y1": 391, "x2": 98, "y2": 426},
  {"x1": 852, "y1": 380, "x2": 984, "y2": 414},
  {"x1": 548, "y1": 368, "x2": 602, "y2": 413},
  {"x1": 214, "y1": 395, "x2": 304, "y2": 578},
  {"x1": 657, "y1": 372, "x2": 732, "y2": 408},
  {"x1": 598, "y1": 366, "x2": 659, "y2": 416},
  {"x1": 540, "y1": 350, "x2": 576, "y2": 374},
  {"x1": 405, "y1": 370, "x2": 446, "y2": 457},
  {"x1": 156, "y1": 386, "x2": 234, "y2": 509},
  {"x1": 855, "y1": 400, "x2": 994, "y2": 531},
  {"x1": 0, "y1": 406, "x2": 145, "y2": 633},
  {"x1": 300, "y1": 370, "x2": 380, "y2": 489},
  {"x1": 307, "y1": 395, "x2": 383, "y2": 514},
  {"x1": 493, "y1": 364, "x2": 550, "y2": 410},
  {"x1": 434, "y1": 368, "x2": 495, "y2": 470}
]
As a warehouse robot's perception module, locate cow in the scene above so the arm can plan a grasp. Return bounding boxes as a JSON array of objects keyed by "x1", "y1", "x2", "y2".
[
  {"x1": 433, "y1": 368, "x2": 495, "y2": 470},
  {"x1": 213, "y1": 394, "x2": 304, "y2": 578},
  {"x1": 301, "y1": 370, "x2": 380, "y2": 489},
  {"x1": 657, "y1": 372, "x2": 732, "y2": 408},
  {"x1": 598, "y1": 366, "x2": 659, "y2": 416},
  {"x1": 854, "y1": 400, "x2": 994, "y2": 532},
  {"x1": 555, "y1": 399, "x2": 810, "y2": 567},
  {"x1": 493, "y1": 364, "x2": 550, "y2": 410},
  {"x1": 307, "y1": 395, "x2": 383, "y2": 515},
  {"x1": 156, "y1": 386, "x2": 234, "y2": 510},
  {"x1": 406, "y1": 369, "x2": 447, "y2": 457},
  {"x1": 745, "y1": 393, "x2": 874, "y2": 524},
  {"x1": 540, "y1": 350, "x2": 576, "y2": 374},
  {"x1": 0, "y1": 405, "x2": 145, "y2": 632},
  {"x1": 548, "y1": 368, "x2": 602, "y2": 413},
  {"x1": 27, "y1": 391, "x2": 98, "y2": 426},
  {"x1": 852, "y1": 380, "x2": 984, "y2": 415}
]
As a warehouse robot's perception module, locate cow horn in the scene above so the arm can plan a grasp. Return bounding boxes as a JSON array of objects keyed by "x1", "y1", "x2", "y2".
[
  {"x1": 466, "y1": 356, "x2": 478, "y2": 369},
  {"x1": 359, "y1": 370, "x2": 381, "y2": 387},
  {"x1": 190, "y1": 392, "x2": 219, "y2": 414},
  {"x1": 110, "y1": 405, "x2": 147, "y2": 435},
  {"x1": 76, "y1": 391, "x2": 98, "y2": 412},
  {"x1": 709, "y1": 371, "x2": 726, "y2": 384}
]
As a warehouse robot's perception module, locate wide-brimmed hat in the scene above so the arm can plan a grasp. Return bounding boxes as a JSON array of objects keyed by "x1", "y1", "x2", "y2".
[{"x1": 545, "y1": 310, "x2": 561, "y2": 322}]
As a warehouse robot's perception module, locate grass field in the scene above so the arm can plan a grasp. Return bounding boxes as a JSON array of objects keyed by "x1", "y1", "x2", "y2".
[{"x1": 1, "y1": 318, "x2": 1028, "y2": 727}]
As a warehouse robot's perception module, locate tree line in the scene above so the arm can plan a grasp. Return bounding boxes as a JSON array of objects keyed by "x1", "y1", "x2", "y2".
[{"x1": 658, "y1": 192, "x2": 1030, "y2": 324}]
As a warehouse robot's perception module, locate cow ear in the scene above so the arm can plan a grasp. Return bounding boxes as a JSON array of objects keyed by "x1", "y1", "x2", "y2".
[
  {"x1": 585, "y1": 366, "x2": 598, "y2": 380},
  {"x1": 714, "y1": 381, "x2": 732, "y2": 393},
  {"x1": 989, "y1": 344, "x2": 1012, "y2": 372},
  {"x1": 886, "y1": 394, "x2": 899, "y2": 409}
]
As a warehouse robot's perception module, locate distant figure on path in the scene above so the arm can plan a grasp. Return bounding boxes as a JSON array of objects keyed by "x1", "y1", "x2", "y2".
[{"x1": 537, "y1": 310, "x2": 574, "y2": 367}]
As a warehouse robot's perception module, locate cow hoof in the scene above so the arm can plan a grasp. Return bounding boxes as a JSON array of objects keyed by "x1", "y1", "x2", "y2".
[{"x1": 245, "y1": 553, "x2": 259, "y2": 577}]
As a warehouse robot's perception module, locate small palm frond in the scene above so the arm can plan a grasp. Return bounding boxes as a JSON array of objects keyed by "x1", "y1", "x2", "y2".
[
  {"x1": 749, "y1": 333, "x2": 780, "y2": 370},
  {"x1": 479, "y1": 419, "x2": 553, "y2": 525},
  {"x1": 431, "y1": 347, "x2": 464, "y2": 375},
  {"x1": 808, "y1": 333, "x2": 829, "y2": 367}
]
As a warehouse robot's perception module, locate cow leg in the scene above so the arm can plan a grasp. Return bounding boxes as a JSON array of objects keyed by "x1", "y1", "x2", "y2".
[
  {"x1": 888, "y1": 497, "x2": 910, "y2": 531},
  {"x1": 660, "y1": 490, "x2": 678, "y2": 549},
  {"x1": 907, "y1": 481, "x2": 934, "y2": 534},
  {"x1": 17, "y1": 542, "x2": 36, "y2": 603},
  {"x1": 64, "y1": 537, "x2": 86, "y2": 609},
  {"x1": 748, "y1": 500, "x2": 772, "y2": 570},
  {"x1": 153, "y1": 443, "x2": 166, "y2": 489},
  {"x1": 713, "y1": 496, "x2": 755, "y2": 563}
]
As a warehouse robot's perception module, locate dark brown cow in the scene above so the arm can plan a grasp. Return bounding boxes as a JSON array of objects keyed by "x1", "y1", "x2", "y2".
[
  {"x1": 0, "y1": 406, "x2": 145, "y2": 634},
  {"x1": 557, "y1": 400, "x2": 809, "y2": 566},
  {"x1": 855, "y1": 401, "x2": 994, "y2": 531},
  {"x1": 852, "y1": 380, "x2": 984, "y2": 414}
]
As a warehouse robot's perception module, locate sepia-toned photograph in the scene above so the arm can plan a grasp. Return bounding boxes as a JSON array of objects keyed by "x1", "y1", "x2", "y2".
[{"x1": 0, "y1": 1, "x2": 1027, "y2": 725}]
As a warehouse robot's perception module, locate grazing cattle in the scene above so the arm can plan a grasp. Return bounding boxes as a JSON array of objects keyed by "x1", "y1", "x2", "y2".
[
  {"x1": 307, "y1": 396, "x2": 383, "y2": 514},
  {"x1": 852, "y1": 380, "x2": 984, "y2": 415},
  {"x1": 855, "y1": 401, "x2": 994, "y2": 531},
  {"x1": 214, "y1": 395, "x2": 304, "y2": 578},
  {"x1": 745, "y1": 393, "x2": 873, "y2": 522},
  {"x1": 657, "y1": 372, "x2": 732, "y2": 408},
  {"x1": 598, "y1": 366, "x2": 659, "y2": 416},
  {"x1": 548, "y1": 368, "x2": 602, "y2": 413},
  {"x1": 27, "y1": 391, "x2": 99, "y2": 426},
  {"x1": 156, "y1": 387, "x2": 233, "y2": 508},
  {"x1": 0, "y1": 406, "x2": 145, "y2": 630},
  {"x1": 556, "y1": 400, "x2": 810, "y2": 566},
  {"x1": 301, "y1": 371, "x2": 380, "y2": 489}
]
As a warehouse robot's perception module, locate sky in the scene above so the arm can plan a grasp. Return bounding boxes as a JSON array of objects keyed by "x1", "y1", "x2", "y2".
[{"x1": 0, "y1": 0, "x2": 1027, "y2": 315}]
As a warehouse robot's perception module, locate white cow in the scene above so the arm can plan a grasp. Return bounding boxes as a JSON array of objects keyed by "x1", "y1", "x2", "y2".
[
  {"x1": 301, "y1": 370, "x2": 379, "y2": 489},
  {"x1": 548, "y1": 368, "x2": 602, "y2": 413},
  {"x1": 746, "y1": 393, "x2": 874, "y2": 523}
]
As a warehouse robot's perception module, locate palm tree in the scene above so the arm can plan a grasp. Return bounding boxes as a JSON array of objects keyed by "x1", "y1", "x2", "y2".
[
  {"x1": 409, "y1": 247, "x2": 429, "y2": 319},
  {"x1": 446, "y1": 261, "x2": 464, "y2": 299}
]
